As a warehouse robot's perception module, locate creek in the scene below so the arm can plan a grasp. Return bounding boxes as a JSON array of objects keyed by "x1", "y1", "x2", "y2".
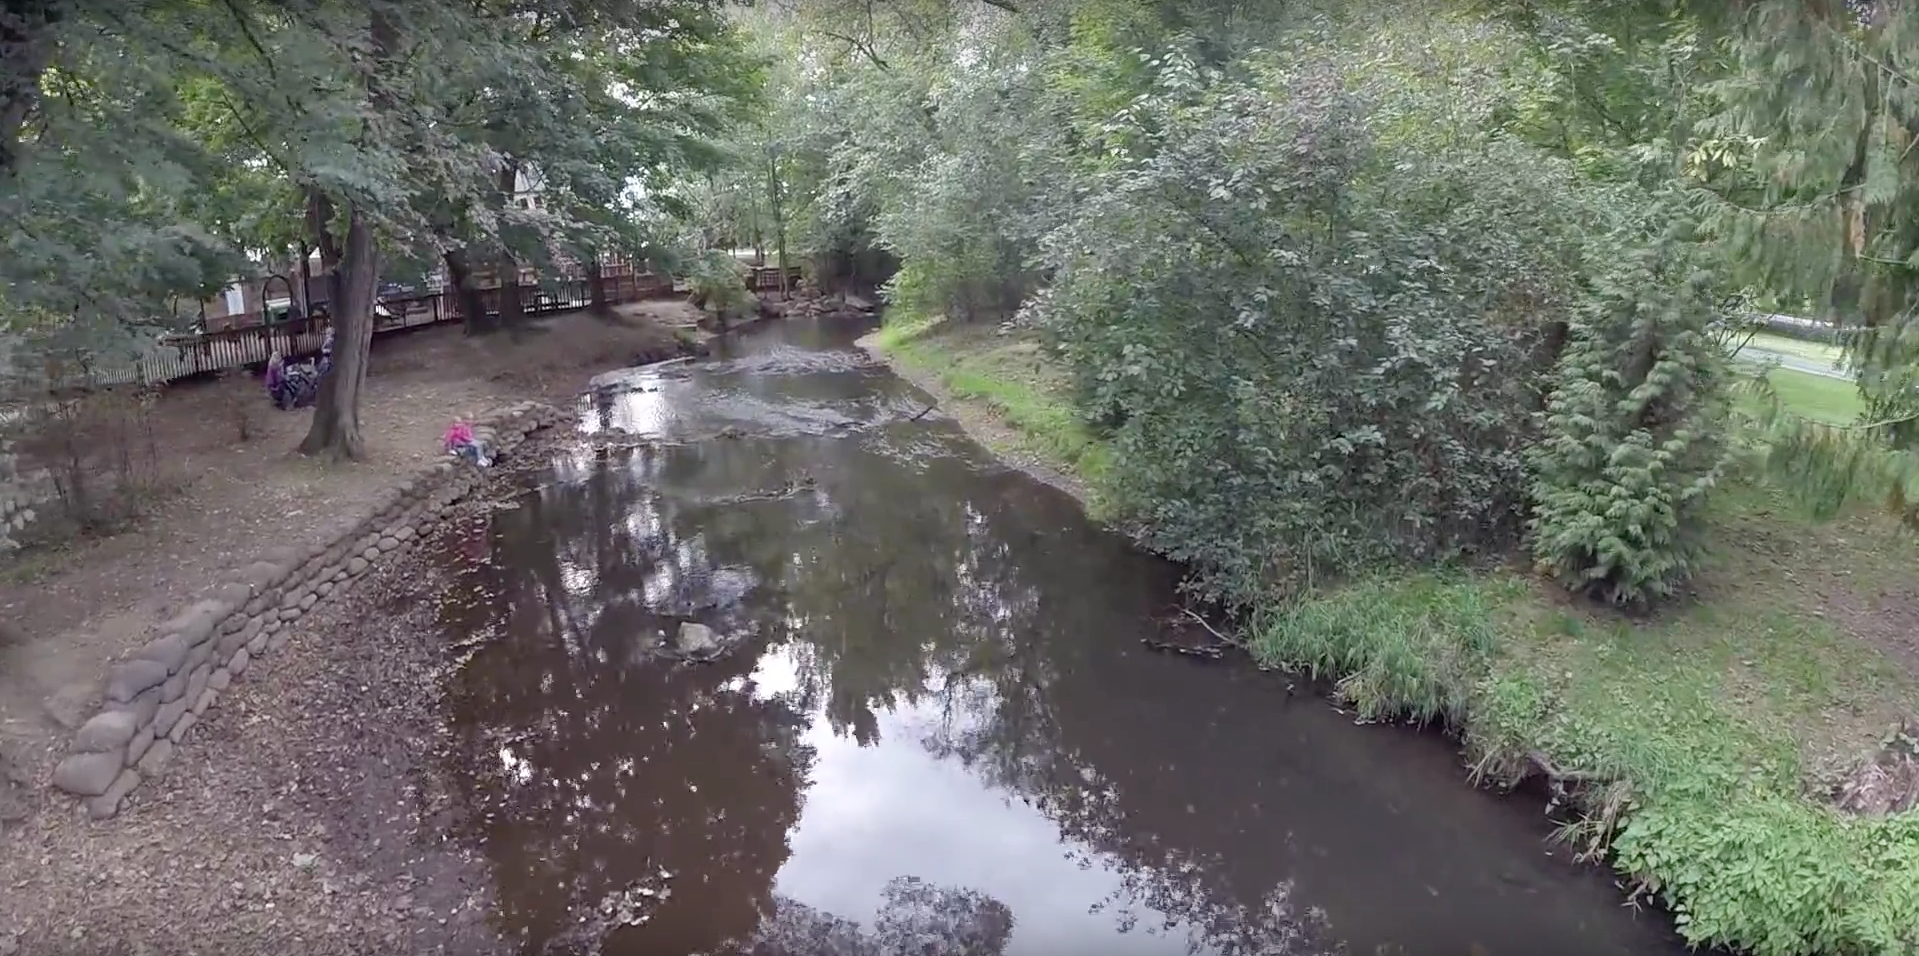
[{"x1": 423, "y1": 314, "x2": 1690, "y2": 956}]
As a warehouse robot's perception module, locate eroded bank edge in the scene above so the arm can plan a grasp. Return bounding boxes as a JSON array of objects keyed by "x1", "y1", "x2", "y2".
[
  {"x1": 853, "y1": 331, "x2": 1090, "y2": 505},
  {"x1": 48, "y1": 400, "x2": 568, "y2": 821}
]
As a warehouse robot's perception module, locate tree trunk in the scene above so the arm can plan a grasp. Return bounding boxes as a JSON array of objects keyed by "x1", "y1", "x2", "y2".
[
  {"x1": 496, "y1": 163, "x2": 525, "y2": 329},
  {"x1": 298, "y1": 205, "x2": 377, "y2": 460},
  {"x1": 305, "y1": 191, "x2": 343, "y2": 319},
  {"x1": 296, "y1": 239, "x2": 315, "y2": 317},
  {"x1": 443, "y1": 248, "x2": 492, "y2": 334},
  {"x1": 0, "y1": 1, "x2": 58, "y2": 177},
  {"x1": 768, "y1": 151, "x2": 790, "y2": 298},
  {"x1": 588, "y1": 257, "x2": 610, "y2": 316}
]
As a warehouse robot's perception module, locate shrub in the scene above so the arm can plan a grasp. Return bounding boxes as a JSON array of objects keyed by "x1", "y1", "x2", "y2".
[
  {"x1": 1030, "y1": 58, "x2": 1593, "y2": 603},
  {"x1": 1528, "y1": 231, "x2": 1731, "y2": 606},
  {"x1": 685, "y1": 250, "x2": 754, "y2": 319}
]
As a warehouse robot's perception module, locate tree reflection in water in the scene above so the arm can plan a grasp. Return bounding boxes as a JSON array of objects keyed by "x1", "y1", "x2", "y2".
[
  {"x1": 431, "y1": 426, "x2": 1342, "y2": 955},
  {"x1": 433, "y1": 447, "x2": 818, "y2": 955},
  {"x1": 739, "y1": 877, "x2": 1015, "y2": 956}
]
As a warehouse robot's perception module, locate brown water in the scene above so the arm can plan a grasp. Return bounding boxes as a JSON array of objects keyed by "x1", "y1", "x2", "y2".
[{"x1": 426, "y1": 316, "x2": 1689, "y2": 956}]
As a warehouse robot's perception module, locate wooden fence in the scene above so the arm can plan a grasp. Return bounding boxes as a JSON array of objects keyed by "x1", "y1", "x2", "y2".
[{"x1": 19, "y1": 271, "x2": 687, "y2": 394}]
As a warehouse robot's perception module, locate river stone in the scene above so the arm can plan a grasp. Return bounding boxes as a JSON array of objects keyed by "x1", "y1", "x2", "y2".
[
  {"x1": 279, "y1": 588, "x2": 308, "y2": 610},
  {"x1": 395, "y1": 526, "x2": 416, "y2": 542},
  {"x1": 238, "y1": 560, "x2": 284, "y2": 592},
  {"x1": 229, "y1": 648, "x2": 250, "y2": 677},
  {"x1": 355, "y1": 533, "x2": 379, "y2": 554},
  {"x1": 279, "y1": 607, "x2": 302, "y2": 622},
  {"x1": 347, "y1": 557, "x2": 369, "y2": 576},
  {"x1": 219, "y1": 612, "x2": 248, "y2": 636},
  {"x1": 215, "y1": 626, "x2": 249, "y2": 659},
  {"x1": 168, "y1": 713, "x2": 197, "y2": 744},
  {"x1": 265, "y1": 619, "x2": 282, "y2": 635},
  {"x1": 161, "y1": 600, "x2": 227, "y2": 647},
  {"x1": 677, "y1": 622, "x2": 720, "y2": 658},
  {"x1": 208, "y1": 668, "x2": 231, "y2": 692},
  {"x1": 193, "y1": 688, "x2": 216, "y2": 715},
  {"x1": 105, "y1": 660, "x2": 168, "y2": 704},
  {"x1": 184, "y1": 639, "x2": 214, "y2": 674},
  {"x1": 377, "y1": 536, "x2": 399, "y2": 552},
  {"x1": 73, "y1": 710, "x2": 139, "y2": 753},
  {"x1": 160, "y1": 672, "x2": 186, "y2": 704},
  {"x1": 267, "y1": 630, "x2": 290, "y2": 653},
  {"x1": 153, "y1": 697, "x2": 189, "y2": 737},
  {"x1": 212, "y1": 582, "x2": 252, "y2": 609},
  {"x1": 126, "y1": 727, "x2": 154, "y2": 766},
  {"x1": 114, "y1": 687, "x2": 161, "y2": 729},
  {"x1": 245, "y1": 596, "x2": 267, "y2": 617},
  {"x1": 42, "y1": 681, "x2": 96, "y2": 731},
  {"x1": 236, "y1": 615, "x2": 263, "y2": 647},
  {"x1": 131, "y1": 634, "x2": 190, "y2": 674},
  {"x1": 184, "y1": 666, "x2": 209, "y2": 706},
  {"x1": 136, "y1": 739, "x2": 174, "y2": 775},
  {"x1": 299, "y1": 592, "x2": 317, "y2": 610},
  {"x1": 362, "y1": 547, "x2": 380, "y2": 562},
  {"x1": 316, "y1": 581, "x2": 333, "y2": 597},
  {"x1": 52, "y1": 751, "x2": 123, "y2": 796},
  {"x1": 86, "y1": 769, "x2": 140, "y2": 820},
  {"x1": 246, "y1": 631, "x2": 268, "y2": 656}
]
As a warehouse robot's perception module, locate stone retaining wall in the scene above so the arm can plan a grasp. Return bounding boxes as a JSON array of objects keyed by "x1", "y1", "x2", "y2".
[
  {"x1": 49, "y1": 400, "x2": 567, "y2": 820},
  {"x1": 0, "y1": 433, "x2": 54, "y2": 554}
]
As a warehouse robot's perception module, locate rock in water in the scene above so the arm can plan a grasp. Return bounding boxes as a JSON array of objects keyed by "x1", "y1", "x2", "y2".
[{"x1": 676, "y1": 622, "x2": 720, "y2": 659}]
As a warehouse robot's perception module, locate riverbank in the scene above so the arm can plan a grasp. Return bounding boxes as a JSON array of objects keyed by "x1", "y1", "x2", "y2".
[
  {"x1": 861, "y1": 318, "x2": 1919, "y2": 956},
  {"x1": 0, "y1": 305, "x2": 698, "y2": 950}
]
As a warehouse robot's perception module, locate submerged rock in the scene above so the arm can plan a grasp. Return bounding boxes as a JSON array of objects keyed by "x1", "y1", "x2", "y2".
[
  {"x1": 662, "y1": 621, "x2": 748, "y2": 663},
  {"x1": 677, "y1": 622, "x2": 719, "y2": 657}
]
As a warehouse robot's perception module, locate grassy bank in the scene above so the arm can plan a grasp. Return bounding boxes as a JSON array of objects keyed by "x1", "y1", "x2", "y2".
[
  {"x1": 867, "y1": 318, "x2": 1919, "y2": 956},
  {"x1": 867, "y1": 316, "x2": 1113, "y2": 506}
]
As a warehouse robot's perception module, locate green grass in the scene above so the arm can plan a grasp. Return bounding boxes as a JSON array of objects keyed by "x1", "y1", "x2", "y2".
[
  {"x1": 871, "y1": 316, "x2": 1113, "y2": 485},
  {"x1": 1760, "y1": 368, "x2": 1866, "y2": 425},
  {"x1": 1729, "y1": 366, "x2": 1866, "y2": 426},
  {"x1": 1252, "y1": 507, "x2": 1919, "y2": 954},
  {"x1": 1735, "y1": 330, "x2": 1848, "y2": 368},
  {"x1": 870, "y1": 320, "x2": 1919, "y2": 956}
]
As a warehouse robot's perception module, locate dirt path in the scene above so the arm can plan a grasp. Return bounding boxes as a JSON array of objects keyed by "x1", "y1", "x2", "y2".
[
  {"x1": 0, "y1": 306, "x2": 693, "y2": 833},
  {"x1": 0, "y1": 544, "x2": 513, "y2": 954}
]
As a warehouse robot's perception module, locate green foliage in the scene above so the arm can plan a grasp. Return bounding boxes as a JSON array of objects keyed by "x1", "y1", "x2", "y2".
[
  {"x1": 1253, "y1": 574, "x2": 1512, "y2": 723},
  {"x1": 685, "y1": 249, "x2": 752, "y2": 316},
  {"x1": 1029, "y1": 52, "x2": 1603, "y2": 603},
  {"x1": 758, "y1": 5, "x2": 1919, "y2": 954},
  {"x1": 1528, "y1": 232, "x2": 1732, "y2": 605},
  {"x1": 2, "y1": 0, "x2": 758, "y2": 397},
  {"x1": 1238, "y1": 512, "x2": 1919, "y2": 956},
  {"x1": 1610, "y1": 797, "x2": 1919, "y2": 955}
]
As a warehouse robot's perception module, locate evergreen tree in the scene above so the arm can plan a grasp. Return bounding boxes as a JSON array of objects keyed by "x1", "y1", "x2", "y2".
[{"x1": 1528, "y1": 229, "x2": 1730, "y2": 606}]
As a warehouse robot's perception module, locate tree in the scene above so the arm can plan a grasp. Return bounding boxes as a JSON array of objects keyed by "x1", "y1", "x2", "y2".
[{"x1": 1528, "y1": 229, "x2": 1731, "y2": 606}]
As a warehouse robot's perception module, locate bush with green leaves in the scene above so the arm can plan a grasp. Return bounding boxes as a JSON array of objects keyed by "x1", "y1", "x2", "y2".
[
  {"x1": 685, "y1": 250, "x2": 754, "y2": 318},
  {"x1": 1528, "y1": 231, "x2": 1731, "y2": 606},
  {"x1": 1030, "y1": 56, "x2": 1599, "y2": 603}
]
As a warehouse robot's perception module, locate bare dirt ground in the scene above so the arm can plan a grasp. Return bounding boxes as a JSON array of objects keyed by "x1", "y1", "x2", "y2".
[
  {"x1": 0, "y1": 304, "x2": 696, "y2": 898},
  {"x1": 0, "y1": 545, "x2": 515, "y2": 955}
]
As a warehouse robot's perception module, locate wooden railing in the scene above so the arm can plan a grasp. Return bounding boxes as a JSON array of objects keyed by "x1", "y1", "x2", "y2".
[{"x1": 21, "y1": 271, "x2": 685, "y2": 394}]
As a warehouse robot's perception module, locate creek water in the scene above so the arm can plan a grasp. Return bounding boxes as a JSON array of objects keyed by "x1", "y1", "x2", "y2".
[{"x1": 425, "y1": 316, "x2": 1689, "y2": 956}]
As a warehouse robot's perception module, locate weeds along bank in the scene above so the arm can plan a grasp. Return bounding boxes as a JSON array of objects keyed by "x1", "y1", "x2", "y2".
[{"x1": 864, "y1": 319, "x2": 1919, "y2": 956}]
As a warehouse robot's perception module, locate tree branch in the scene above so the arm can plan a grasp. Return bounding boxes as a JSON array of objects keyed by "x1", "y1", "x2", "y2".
[{"x1": 819, "y1": 29, "x2": 889, "y2": 70}]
